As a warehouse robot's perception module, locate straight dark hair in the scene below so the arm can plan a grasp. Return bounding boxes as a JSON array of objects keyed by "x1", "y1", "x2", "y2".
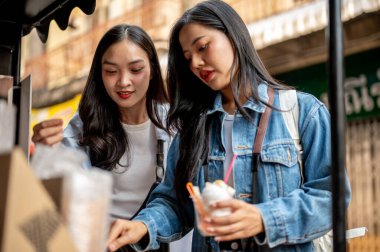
[
  {"x1": 79, "y1": 24, "x2": 168, "y2": 170},
  {"x1": 167, "y1": 0, "x2": 288, "y2": 203}
]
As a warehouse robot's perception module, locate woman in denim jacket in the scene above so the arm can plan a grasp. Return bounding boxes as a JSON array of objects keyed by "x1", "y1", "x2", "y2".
[{"x1": 108, "y1": 1, "x2": 351, "y2": 251}]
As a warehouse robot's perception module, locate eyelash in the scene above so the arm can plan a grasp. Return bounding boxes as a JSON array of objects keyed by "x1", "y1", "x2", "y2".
[
  {"x1": 199, "y1": 43, "x2": 209, "y2": 52},
  {"x1": 185, "y1": 43, "x2": 209, "y2": 62},
  {"x1": 104, "y1": 68, "x2": 143, "y2": 74},
  {"x1": 131, "y1": 68, "x2": 143, "y2": 73}
]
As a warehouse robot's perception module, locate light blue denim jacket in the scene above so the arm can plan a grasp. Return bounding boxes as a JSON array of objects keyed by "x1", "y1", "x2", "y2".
[{"x1": 133, "y1": 84, "x2": 351, "y2": 251}]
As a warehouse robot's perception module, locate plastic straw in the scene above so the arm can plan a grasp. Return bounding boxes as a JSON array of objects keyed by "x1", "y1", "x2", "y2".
[
  {"x1": 224, "y1": 154, "x2": 237, "y2": 184},
  {"x1": 186, "y1": 182, "x2": 208, "y2": 217}
]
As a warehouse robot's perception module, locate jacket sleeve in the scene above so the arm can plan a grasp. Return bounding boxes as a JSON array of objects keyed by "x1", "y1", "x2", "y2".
[
  {"x1": 132, "y1": 135, "x2": 194, "y2": 251},
  {"x1": 61, "y1": 113, "x2": 92, "y2": 169}
]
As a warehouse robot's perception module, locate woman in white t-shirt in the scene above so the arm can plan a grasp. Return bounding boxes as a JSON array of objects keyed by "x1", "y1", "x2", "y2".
[{"x1": 32, "y1": 24, "x2": 192, "y2": 252}]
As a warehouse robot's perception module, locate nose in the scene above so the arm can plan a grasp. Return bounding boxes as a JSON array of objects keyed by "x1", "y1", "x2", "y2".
[
  {"x1": 190, "y1": 53, "x2": 205, "y2": 70},
  {"x1": 118, "y1": 71, "x2": 132, "y2": 87}
]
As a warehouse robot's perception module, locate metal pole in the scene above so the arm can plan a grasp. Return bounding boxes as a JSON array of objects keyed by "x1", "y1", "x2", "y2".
[
  {"x1": 11, "y1": 26, "x2": 22, "y2": 146},
  {"x1": 327, "y1": 0, "x2": 346, "y2": 251}
]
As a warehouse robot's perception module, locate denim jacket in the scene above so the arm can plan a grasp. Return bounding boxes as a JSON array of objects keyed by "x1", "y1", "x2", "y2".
[{"x1": 133, "y1": 84, "x2": 351, "y2": 252}]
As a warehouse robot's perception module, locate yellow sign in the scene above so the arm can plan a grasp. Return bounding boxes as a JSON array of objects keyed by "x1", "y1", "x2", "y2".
[{"x1": 30, "y1": 95, "x2": 81, "y2": 133}]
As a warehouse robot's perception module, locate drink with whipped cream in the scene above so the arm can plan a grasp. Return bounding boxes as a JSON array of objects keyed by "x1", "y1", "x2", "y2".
[
  {"x1": 188, "y1": 180, "x2": 235, "y2": 236},
  {"x1": 201, "y1": 180, "x2": 235, "y2": 217}
]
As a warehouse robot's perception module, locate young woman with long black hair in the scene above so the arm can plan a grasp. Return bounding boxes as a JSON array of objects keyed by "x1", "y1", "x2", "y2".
[
  {"x1": 32, "y1": 24, "x2": 191, "y2": 252},
  {"x1": 107, "y1": 1, "x2": 351, "y2": 252}
]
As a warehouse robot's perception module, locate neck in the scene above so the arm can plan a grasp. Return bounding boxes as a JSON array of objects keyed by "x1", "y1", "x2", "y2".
[
  {"x1": 119, "y1": 107, "x2": 149, "y2": 125},
  {"x1": 221, "y1": 87, "x2": 236, "y2": 114},
  {"x1": 221, "y1": 86, "x2": 248, "y2": 115}
]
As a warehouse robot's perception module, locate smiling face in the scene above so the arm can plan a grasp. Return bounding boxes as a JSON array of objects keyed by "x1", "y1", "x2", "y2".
[
  {"x1": 101, "y1": 39, "x2": 151, "y2": 118},
  {"x1": 179, "y1": 23, "x2": 235, "y2": 92}
]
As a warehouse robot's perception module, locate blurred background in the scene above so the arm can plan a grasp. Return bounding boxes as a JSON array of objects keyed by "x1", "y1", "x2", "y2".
[{"x1": 3, "y1": 0, "x2": 380, "y2": 250}]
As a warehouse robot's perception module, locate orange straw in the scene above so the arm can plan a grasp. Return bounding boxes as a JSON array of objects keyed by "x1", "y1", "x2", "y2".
[
  {"x1": 186, "y1": 182, "x2": 208, "y2": 217},
  {"x1": 186, "y1": 182, "x2": 197, "y2": 198},
  {"x1": 224, "y1": 153, "x2": 237, "y2": 184}
]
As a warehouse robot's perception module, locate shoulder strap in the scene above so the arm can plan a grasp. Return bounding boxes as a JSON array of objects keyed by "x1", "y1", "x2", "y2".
[
  {"x1": 247, "y1": 87, "x2": 275, "y2": 252},
  {"x1": 253, "y1": 87, "x2": 275, "y2": 154},
  {"x1": 156, "y1": 139, "x2": 165, "y2": 182},
  {"x1": 130, "y1": 139, "x2": 165, "y2": 220},
  {"x1": 251, "y1": 86, "x2": 275, "y2": 205}
]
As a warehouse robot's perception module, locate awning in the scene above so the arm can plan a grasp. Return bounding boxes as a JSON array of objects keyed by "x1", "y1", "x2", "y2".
[
  {"x1": 0, "y1": 0, "x2": 96, "y2": 43},
  {"x1": 248, "y1": 0, "x2": 380, "y2": 49},
  {"x1": 0, "y1": 0, "x2": 96, "y2": 148}
]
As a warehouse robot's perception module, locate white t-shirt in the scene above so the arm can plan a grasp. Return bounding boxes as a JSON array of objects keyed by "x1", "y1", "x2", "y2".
[
  {"x1": 223, "y1": 114, "x2": 235, "y2": 186},
  {"x1": 109, "y1": 119, "x2": 156, "y2": 220}
]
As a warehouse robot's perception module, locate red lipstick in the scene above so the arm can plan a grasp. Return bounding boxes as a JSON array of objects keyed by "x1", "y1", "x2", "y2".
[
  {"x1": 200, "y1": 70, "x2": 215, "y2": 82},
  {"x1": 117, "y1": 91, "x2": 133, "y2": 99}
]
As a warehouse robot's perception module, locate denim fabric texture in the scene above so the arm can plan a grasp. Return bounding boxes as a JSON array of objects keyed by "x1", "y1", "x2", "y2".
[{"x1": 132, "y1": 84, "x2": 351, "y2": 252}]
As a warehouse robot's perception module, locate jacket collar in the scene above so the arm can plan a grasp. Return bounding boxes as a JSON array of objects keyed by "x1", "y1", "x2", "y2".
[{"x1": 206, "y1": 83, "x2": 269, "y2": 116}]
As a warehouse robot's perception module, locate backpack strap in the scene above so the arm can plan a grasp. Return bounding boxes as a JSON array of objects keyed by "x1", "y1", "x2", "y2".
[
  {"x1": 279, "y1": 89, "x2": 304, "y2": 184},
  {"x1": 156, "y1": 139, "x2": 165, "y2": 183},
  {"x1": 278, "y1": 90, "x2": 301, "y2": 152},
  {"x1": 252, "y1": 86, "x2": 275, "y2": 203},
  {"x1": 246, "y1": 86, "x2": 275, "y2": 252},
  {"x1": 130, "y1": 139, "x2": 165, "y2": 219}
]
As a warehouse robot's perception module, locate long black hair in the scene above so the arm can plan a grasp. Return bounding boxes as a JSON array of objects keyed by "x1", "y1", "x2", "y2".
[
  {"x1": 78, "y1": 24, "x2": 168, "y2": 170},
  {"x1": 167, "y1": 0, "x2": 288, "y2": 202}
]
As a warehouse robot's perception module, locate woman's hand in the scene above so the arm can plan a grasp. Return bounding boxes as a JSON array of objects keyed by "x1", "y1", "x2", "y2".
[
  {"x1": 107, "y1": 219, "x2": 148, "y2": 251},
  {"x1": 31, "y1": 118, "x2": 63, "y2": 146},
  {"x1": 201, "y1": 199, "x2": 264, "y2": 241}
]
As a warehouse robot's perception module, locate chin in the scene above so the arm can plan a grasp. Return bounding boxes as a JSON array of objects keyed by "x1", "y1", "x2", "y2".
[
  {"x1": 210, "y1": 84, "x2": 228, "y2": 92},
  {"x1": 205, "y1": 81, "x2": 218, "y2": 90}
]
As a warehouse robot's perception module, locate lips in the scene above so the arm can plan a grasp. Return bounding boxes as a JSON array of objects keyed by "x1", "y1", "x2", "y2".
[
  {"x1": 200, "y1": 70, "x2": 215, "y2": 82},
  {"x1": 117, "y1": 91, "x2": 134, "y2": 99}
]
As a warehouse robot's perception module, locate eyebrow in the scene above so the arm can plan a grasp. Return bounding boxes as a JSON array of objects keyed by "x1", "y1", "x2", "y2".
[
  {"x1": 102, "y1": 59, "x2": 145, "y2": 66},
  {"x1": 182, "y1": 35, "x2": 205, "y2": 53}
]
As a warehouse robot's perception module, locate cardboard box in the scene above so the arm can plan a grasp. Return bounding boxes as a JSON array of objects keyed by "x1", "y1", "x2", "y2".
[
  {"x1": 41, "y1": 177, "x2": 64, "y2": 211},
  {"x1": 0, "y1": 148, "x2": 77, "y2": 252}
]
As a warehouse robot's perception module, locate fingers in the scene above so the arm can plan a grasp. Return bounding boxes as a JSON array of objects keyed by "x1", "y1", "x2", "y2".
[
  {"x1": 107, "y1": 219, "x2": 126, "y2": 245},
  {"x1": 215, "y1": 229, "x2": 252, "y2": 242},
  {"x1": 207, "y1": 199, "x2": 245, "y2": 225},
  {"x1": 36, "y1": 128, "x2": 63, "y2": 145},
  {"x1": 32, "y1": 126, "x2": 63, "y2": 145},
  {"x1": 107, "y1": 220, "x2": 148, "y2": 252},
  {"x1": 204, "y1": 220, "x2": 241, "y2": 236},
  {"x1": 211, "y1": 198, "x2": 243, "y2": 210},
  {"x1": 32, "y1": 119, "x2": 64, "y2": 145},
  {"x1": 108, "y1": 234, "x2": 133, "y2": 252},
  {"x1": 204, "y1": 200, "x2": 264, "y2": 241},
  {"x1": 206, "y1": 217, "x2": 261, "y2": 241},
  {"x1": 108, "y1": 220, "x2": 132, "y2": 252},
  {"x1": 33, "y1": 118, "x2": 63, "y2": 132},
  {"x1": 209, "y1": 212, "x2": 240, "y2": 225}
]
